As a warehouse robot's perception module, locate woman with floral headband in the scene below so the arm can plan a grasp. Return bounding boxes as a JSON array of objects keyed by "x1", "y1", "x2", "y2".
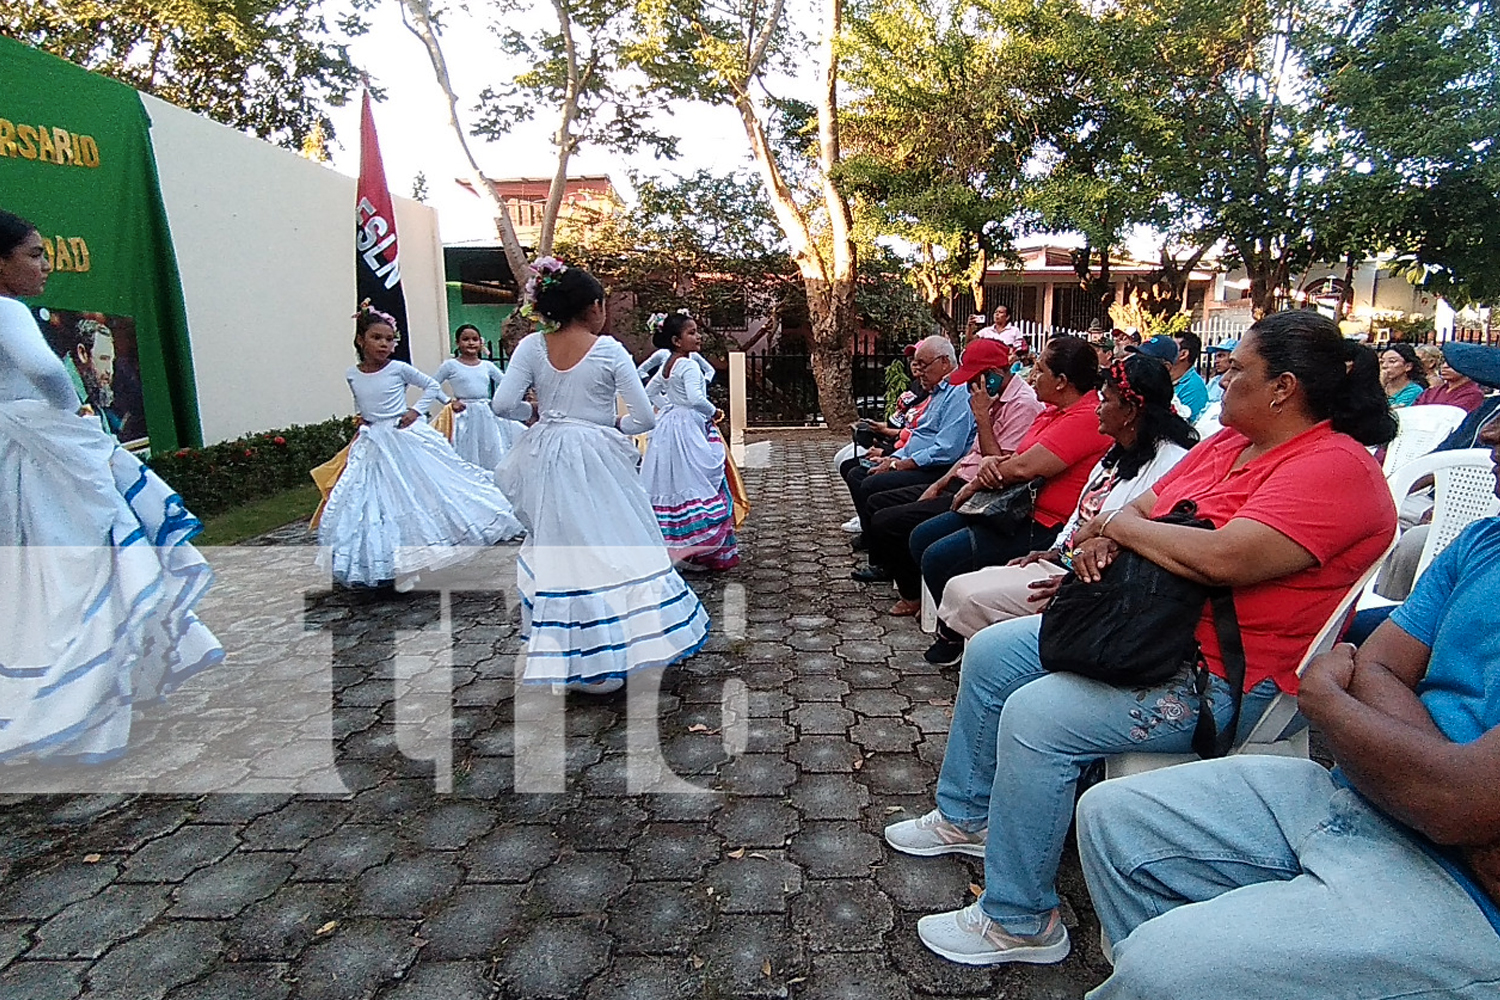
[
  {"x1": 492, "y1": 260, "x2": 709, "y2": 694},
  {"x1": 641, "y1": 311, "x2": 739, "y2": 571},
  {"x1": 317, "y1": 303, "x2": 523, "y2": 592},
  {"x1": 637, "y1": 309, "x2": 715, "y2": 385}
]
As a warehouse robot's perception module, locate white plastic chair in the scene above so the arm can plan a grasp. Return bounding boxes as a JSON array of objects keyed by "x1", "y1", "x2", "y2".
[
  {"x1": 1381, "y1": 404, "x2": 1467, "y2": 476},
  {"x1": 1193, "y1": 402, "x2": 1222, "y2": 440},
  {"x1": 1359, "y1": 448, "x2": 1500, "y2": 611},
  {"x1": 1104, "y1": 526, "x2": 1398, "y2": 781}
]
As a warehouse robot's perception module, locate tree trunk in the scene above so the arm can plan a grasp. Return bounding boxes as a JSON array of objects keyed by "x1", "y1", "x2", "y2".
[{"x1": 805, "y1": 274, "x2": 859, "y2": 428}]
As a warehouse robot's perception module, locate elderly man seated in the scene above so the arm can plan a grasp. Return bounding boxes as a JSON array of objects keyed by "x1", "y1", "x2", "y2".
[
  {"x1": 842, "y1": 335, "x2": 976, "y2": 545},
  {"x1": 1074, "y1": 412, "x2": 1500, "y2": 1000}
]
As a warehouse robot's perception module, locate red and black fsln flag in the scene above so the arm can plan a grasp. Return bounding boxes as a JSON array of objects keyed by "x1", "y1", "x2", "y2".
[{"x1": 356, "y1": 90, "x2": 411, "y2": 363}]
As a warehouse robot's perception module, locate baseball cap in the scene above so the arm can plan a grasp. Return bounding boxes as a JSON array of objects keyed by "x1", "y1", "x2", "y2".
[
  {"x1": 1129, "y1": 335, "x2": 1180, "y2": 362},
  {"x1": 948, "y1": 338, "x2": 1014, "y2": 385},
  {"x1": 1204, "y1": 338, "x2": 1239, "y2": 354}
]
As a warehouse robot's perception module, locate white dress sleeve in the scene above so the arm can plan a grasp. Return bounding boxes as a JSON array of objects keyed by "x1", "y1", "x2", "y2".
[
  {"x1": 482, "y1": 360, "x2": 504, "y2": 398},
  {"x1": 693, "y1": 352, "x2": 716, "y2": 383},
  {"x1": 491, "y1": 335, "x2": 538, "y2": 422},
  {"x1": 646, "y1": 370, "x2": 669, "y2": 410},
  {"x1": 637, "y1": 348, "x2": 669, "y2": 381},
  {"x1": 399, "y1": 362, "x2": 446, "y2": 416},
  {"x1": 0, "y1": 297, "x2": 80, "y2": 411},
  {"x1": 679, "y1": 361, "x2": 717, "y2": 418},
  {"x1": 429, "y1": 359, "x2": 456, "y2": 407},
  {"x1": 611, "y1": 340, "x2": 656, "y2": 435}
]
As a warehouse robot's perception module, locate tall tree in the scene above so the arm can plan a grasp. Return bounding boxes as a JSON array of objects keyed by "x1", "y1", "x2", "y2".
[
  {"x1": 631, "y1": 0, "x2": 861, "y2": 427},
  {"x1": 3, "y1": 0, "x2": 367, "y2": 149}
]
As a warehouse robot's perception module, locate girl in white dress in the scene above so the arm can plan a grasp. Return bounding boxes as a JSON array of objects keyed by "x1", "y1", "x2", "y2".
[
  {"x1": 492, "y1": 260, "x2": 709, "y2": 693},
  {"x1": 641, "y1": 314, "x2": 740, "y2": 570},
  {"x1": 431, "y1": 325, "x2": 526, "y2": 469},
  {"x1": 0, "y1": 209, "x2": 223, "y2": 763},
  {"x1": 318, "y1": 306, "x2": 523, "y2": 591}
]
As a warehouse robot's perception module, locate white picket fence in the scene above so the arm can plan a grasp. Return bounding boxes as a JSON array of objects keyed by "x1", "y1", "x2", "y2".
[{"x1": 1011, "y1": 316, "x2": 1250, "y2": 353}]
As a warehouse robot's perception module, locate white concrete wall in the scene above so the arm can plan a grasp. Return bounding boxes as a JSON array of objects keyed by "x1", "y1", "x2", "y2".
[{"x1": 143, "y1": 94, "x2": 448, "y2": 445}]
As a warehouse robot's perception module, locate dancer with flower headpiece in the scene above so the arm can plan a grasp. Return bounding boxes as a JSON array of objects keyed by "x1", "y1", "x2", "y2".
[
  {"x1": 492, "y1": 259, "x2": 709, "y2": 694},
  {"x1": 638, "y1": 310, "x2": 715, "y2": 385},
  {"x1": 641, "y1": 312, "x2": 739, "y2": 571},
  {"x1": 317, "y1": 303, "x2": 523, "y2": 592}
]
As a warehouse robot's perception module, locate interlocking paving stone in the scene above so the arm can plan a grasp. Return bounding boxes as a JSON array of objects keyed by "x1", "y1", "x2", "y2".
[
  {"x1": 499, "y1": 918, "x2": 611, "y2": 998},
  {"x1": 0, "y1": 959, "x2": 89, "y2": 1000},
  {"x1": 419, "y1": 884, "x2": 525, "y2": 959},
  {"x1": 31, "y1": 883, "x2": 170, "y2": 959},
  {"x1": 0, "y1": 435, "x2": 1115, "y2": 999},
  {"x1": 86, "y1": 920, "x2": 223, "y2": 999},
  {"x1": 292, "y1": 918, "x2": 421, "y2": 1000},
  {"x1": 790, "y1": 880, "x2": 896, "y2": 952}
]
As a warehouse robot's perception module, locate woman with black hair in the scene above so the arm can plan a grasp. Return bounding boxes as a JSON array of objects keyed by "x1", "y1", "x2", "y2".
[
  {"x1": 930, "y1": 353, "x2": 1199, "y2": 660},
  {"x1": 491, "y1": 260, "x2": 709, "y2": 694},
  {"x1": 0, "y1": 208, "x2": 223, "y2": 762},
  {"x1": 886, "y1": 310, "x2": 1398, "y2": 969},
  {"x1": 640, "y1": 312, "x2": 739, "y2": 570},
  {"x1": 1379, "y1": 342, "x2": 1428, "y2": 408},
  {"x1": 893, "y1": 336, "x2": 1113, "y2": 620}
]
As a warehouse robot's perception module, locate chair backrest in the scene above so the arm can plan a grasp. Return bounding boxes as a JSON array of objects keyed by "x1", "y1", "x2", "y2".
[
  {"x1": 1382, "y1": 404, "x2": 1468, "y2": 475},
  {"x1": 1384, "y1": 447, "x2": 1499, "y2": 584},
  {"x1": 1238, "y1": 523, "x2": 1400, "y2": 748},
  {"x1": 1194, "y1": 403, "x2": 1223, "y2": 440}
]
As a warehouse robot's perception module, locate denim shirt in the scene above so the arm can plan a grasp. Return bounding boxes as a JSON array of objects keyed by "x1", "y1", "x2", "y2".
[{"x1": 892, "y1": 379, "x2": 977, "y2": 468}]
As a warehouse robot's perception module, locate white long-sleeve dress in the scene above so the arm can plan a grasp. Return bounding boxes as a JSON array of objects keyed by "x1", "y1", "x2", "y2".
[
  {"x1": 431, "y1": 358, "x2": 526, "y2": 469},
  {"x1": 641, "y1": 357, "x2": 739, "y2": 570},
  {"x1": 637, "y1": 349, "x2": 715, "y2": 384},
  {"x1": 318, "y1": 360, "x2": 523, "y2": 587},
  {"x1": 0, "y1": 295, "x2": 223, "y2": 763},
  {"x1": 493, "y1": 333, "x2": 709, "y2": 684}
]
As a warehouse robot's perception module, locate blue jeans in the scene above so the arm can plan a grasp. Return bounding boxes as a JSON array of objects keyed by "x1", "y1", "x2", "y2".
[
  {"x1": 1077, "y1": 756, "x2": 1500, "y2": 999},
  {"x1": 907, "y1": 512, "x2": 1051, "y2": 602},
  {"x1": 935, "y1": 615, "x2": 1278, "y2": 935}
]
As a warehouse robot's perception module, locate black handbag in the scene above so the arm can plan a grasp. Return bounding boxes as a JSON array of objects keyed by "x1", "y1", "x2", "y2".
[
  {"x1": 1036, "y1": 500, "x2": 1248, "y2": 759},
  {"x1": 956, "y1": 476, "x2": 1045, "y2": 527}
]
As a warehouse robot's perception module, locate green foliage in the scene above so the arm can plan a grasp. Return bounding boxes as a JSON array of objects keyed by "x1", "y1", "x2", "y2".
[
  {"x1": 857, "y1": 247, "x2": 939, "y2": 346},
  {"x1": 3, "y1": 0, "x2": 368, "y2": 149},
  {"x1": 146, "y1": 416, "x2": 356, "y2": 519},
  {"x1": 195, "y1": 484, "x2": 322, "y2": 545},
  {"x1": 883, "y1": 359, "x2": 910, "y2": 419}
]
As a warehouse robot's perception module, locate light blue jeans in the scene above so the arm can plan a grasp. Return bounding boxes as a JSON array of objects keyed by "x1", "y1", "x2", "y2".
[
  {"x1": 1077, "y1": 756, "x2": 1500, "y2": 999},
  {"x1": 935, "y1": 614, "x2": 1278, "y2": 935}
]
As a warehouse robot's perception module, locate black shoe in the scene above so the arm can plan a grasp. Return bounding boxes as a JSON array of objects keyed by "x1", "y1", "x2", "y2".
[
  {"x1": 851, "y1": 564, "x2": 892, "y2": 583},
  {"x1": 850, "y1": 533, "x2": 868, "y2": 551},
  {"x1": 924, "y1": 637, "x2": 964, "y2": 666}
]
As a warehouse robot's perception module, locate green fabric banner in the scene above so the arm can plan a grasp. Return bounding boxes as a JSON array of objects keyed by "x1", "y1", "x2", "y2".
[{"x1": 0, "y1": 36, "x2": 201, "y2": 450}]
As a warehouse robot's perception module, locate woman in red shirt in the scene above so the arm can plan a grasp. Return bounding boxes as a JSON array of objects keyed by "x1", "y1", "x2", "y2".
[{"x1": 883, "y1": 311, "x2": 1398, "y2": 968}]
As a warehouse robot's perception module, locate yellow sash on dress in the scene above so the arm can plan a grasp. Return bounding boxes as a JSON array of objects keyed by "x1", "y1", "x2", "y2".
[
  {"x1": 308, "y1": 444, "x2": 350, "y2": 530},
  {"x1": 430, "y1": 401, "x2": 457, "y2": 442},
  {"x1": 720, "y1": 419, "x2": 751, "y2": 528}
]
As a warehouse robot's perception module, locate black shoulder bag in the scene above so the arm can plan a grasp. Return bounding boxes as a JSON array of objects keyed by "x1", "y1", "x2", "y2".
[
  {"x1": 955, "y1": 476, "x2": 1047, "y2": 528},
  {"x1": 1036, "y1": 500, "x2": 1248, "y2": 759}
]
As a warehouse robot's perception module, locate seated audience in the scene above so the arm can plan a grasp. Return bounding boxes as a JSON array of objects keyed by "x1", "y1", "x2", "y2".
[
  {"x1": 1205, "y1": 338, "x2": 1236, "y2": 402},
  {"x1": 1380, "y1": 342, "x2": 1428, "y2": 408},
  {"x1": 1076, "y1": 413, "x2": 1500, "y2": 998},
  {"x1": 852, "y1": 339, "x2": 1043, "y2": 610},
  {"x1": 901, "y1": 337, "x2": 1111, "y2": 626},
  {"x1": 929, "y1": 354, "x2": 1197, "y2": 663},
  {"x1": 1415, "y1": 350, "x2": 1487, "y2": 412},
  {"x1": 833, "y1": 343, "x2": 930, "y2": 491},
  {"x1": 884, "y1": 310, "x2": 1397, "y2": 967},
  {"x1": 841, "y1": 336, "x2": 975, "y2": 541}
]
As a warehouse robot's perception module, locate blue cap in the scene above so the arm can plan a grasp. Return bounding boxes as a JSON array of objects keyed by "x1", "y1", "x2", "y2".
[
  {"x1": 1442, "y1": 341, "x2": 1500, "y2": 390},
  {"x1": 1204, "y1": 338, "x2": 1239, "y2": 354},
  {"x1": 1129, "y1": 335, "x2": 1180, "y2": 362}
]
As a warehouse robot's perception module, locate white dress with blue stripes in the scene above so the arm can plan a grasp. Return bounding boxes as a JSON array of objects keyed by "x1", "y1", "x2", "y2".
[
  {"x1": 493, "y1": 333, "x2": 709, "y2": 684},
  {"x1": 0, "y1": 296, "x2": 223, "y2": 763}
]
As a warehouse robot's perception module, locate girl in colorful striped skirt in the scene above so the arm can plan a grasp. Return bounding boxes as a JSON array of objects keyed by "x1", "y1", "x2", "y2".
[{"x1": 640, "y1": 313, "x2": 739, "y2": 571}]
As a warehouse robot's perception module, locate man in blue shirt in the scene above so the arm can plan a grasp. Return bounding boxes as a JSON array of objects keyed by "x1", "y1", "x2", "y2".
[
  {"x1": 1204, "y1": 337, "x2": 1236, "y2": 402},
  {"x1": 842, "y1": 335, "x2": 976, "y2": 545},
  {"x1": 1073, "y1": 413, "x2": 1500, "y2": 999}
]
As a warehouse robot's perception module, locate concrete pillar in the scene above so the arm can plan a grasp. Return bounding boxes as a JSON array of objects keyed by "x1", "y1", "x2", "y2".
[
  {"x1": 729, "y1": 351, "x2": 747, "y2": 464},
  {"x1": 1042, "y1": 282, "x2": 1055, "y2": 332}
]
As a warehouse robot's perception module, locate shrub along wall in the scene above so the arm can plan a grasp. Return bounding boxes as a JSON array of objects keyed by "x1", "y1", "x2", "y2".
[{"x1": 145, "y1": 416, "x2": 356, "y2": 518}]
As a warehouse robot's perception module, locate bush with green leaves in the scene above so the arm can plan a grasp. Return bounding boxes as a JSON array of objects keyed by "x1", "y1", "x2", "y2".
[{"x1": 145, "y1": 416, "x2": 357, "y2": 519}]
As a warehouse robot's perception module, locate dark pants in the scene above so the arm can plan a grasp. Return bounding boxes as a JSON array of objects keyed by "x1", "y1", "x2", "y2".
[
  {"x1": 1345, "y1": 605, "x2": 1396, "y2": 646},
  {"x1": 907, "y1": 512, "x2": 1054, "y2": 603},
  {"x1": 841, "y1": 458, "x2": 946, "y2": 535},
  {"x1": 868, "y1": 480, "x2": 964, "y2": 589}
]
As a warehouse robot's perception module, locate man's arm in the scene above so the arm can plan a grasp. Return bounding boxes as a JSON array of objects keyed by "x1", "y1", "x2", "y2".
[{"x1": 1301, "y1": 623, "x2": 1500, "y2": 846}]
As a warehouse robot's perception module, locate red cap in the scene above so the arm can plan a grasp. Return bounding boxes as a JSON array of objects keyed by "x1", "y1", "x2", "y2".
[
  {"x1": 903, "y1": 343, "x2": 919, "y2": 358},
  {"x1": 949, "y1": 338, "x2": 1013, "y2": 385}
]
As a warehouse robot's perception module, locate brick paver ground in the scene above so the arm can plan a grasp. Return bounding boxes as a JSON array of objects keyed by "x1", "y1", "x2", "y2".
[{"x1": 0, "y1": 431, "x2": 1113, "y2": 999}]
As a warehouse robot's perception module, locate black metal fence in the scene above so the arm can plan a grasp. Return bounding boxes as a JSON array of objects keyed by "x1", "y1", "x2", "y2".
[{"x1": 744, "y1": 345, "x2": 910, "y2": 427}]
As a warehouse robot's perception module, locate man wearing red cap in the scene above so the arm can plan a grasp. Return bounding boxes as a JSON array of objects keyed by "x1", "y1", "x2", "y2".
[{"x1": 853, "y1": 339, "x2": 1044, "y2": 609}]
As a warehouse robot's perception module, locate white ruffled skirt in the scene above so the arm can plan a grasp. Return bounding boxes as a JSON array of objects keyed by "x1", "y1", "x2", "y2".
[
  {"x1": 496, "y1": 416, "x2": 709, "y2": 684},
  {"x1": 0, "y1": 399, "x2": 224, "y2": 763},
  {"x1": 640, "y1": 406, "x2": 726, "y2": 507},
  {"x1": 448, "y1": 401, "x2": 527, "y2": 471},
  {"x1": 318, "y1": 420, "x2": 524, "y2": 586}
]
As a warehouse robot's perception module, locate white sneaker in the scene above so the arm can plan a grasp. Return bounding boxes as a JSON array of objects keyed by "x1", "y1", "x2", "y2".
[
  {"x1": 840, "y1": 515, "x2": 862, "y2": 533},
  {"x1": 917, "y1": 903, "x2": 1070, "y2": 966},
  {"x1": 393, "y1": 573, "x2": 419, "y2": 593},
  {"x1": 884, "y1": 809, "x2": 987, "y2": 857},
  {"x1": 569, "y1": 677, "x2": 625, "y2": 695}
]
